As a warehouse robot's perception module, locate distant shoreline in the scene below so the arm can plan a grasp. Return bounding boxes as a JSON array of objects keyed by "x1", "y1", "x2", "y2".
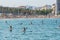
[
  {"x1": 0, "y1": 18, "x2": 59, "y2": 20},
  {"x1": 0, "y1": 15, "x2": 60, "y2": 19}
]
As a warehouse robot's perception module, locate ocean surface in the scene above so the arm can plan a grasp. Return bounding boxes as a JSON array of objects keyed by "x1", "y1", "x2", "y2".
[{"x1": 0, "y1": 18, "x2": 60, "y2": 40}]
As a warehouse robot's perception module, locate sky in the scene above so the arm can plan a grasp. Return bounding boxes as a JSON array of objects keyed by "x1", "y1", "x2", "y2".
[{"x1": 0, "y1": 0, "x2": 56, "y2": 7}]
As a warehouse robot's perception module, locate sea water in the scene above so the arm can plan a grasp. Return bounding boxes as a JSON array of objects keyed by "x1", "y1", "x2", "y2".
[{"x1": 0, "y1": 18, "x2": 60, "y2": 40}]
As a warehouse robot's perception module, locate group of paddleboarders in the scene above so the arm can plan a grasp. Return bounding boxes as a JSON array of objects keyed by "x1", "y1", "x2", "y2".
[
  {"x1": 5, "y1": 20, "x2": 58, "y2": 35},
  {"x1": 9, "y1": 25, "x2": 26, "y2": 34},
  {"x1": 5, "y1": 21, "x2": 28, "y2": 34},
  {"x1": 5, "y1": 20, "x2": 43, "y2": 33}
]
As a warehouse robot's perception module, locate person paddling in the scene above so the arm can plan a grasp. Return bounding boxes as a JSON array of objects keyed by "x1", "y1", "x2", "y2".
[
  {"x1": 22, "y1": 27, "x2": 27, "y2": 34},
  {"x1": 10, "y1": 25, "x2": 12, "y2": 32}
]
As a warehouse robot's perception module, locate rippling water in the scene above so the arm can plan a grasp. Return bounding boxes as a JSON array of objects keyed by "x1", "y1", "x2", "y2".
[{"x1": 0, "y1": 18, "x2": 60, "y2": 40}]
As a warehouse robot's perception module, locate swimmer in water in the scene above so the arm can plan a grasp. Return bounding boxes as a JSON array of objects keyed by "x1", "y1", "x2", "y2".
[
  {"x1": 20, "y1": 23, "x2": 23, "y2": 25},
  {"x1": 59, "y1": 25, "x2": 60, "y2": 28},
  {"x1": 55, "y1": 20, "x2": 57, "y2": 24},
  {"x1": 19, "y1": 23, "x2": 23, "y2": 25},
  {"x1": 5, "y1": 21, "x2": 7, "y2": 23},
  {"x1": 23, "y1": 27, "x2": 26, "y2": 34},
  {"x1": 31, "y1": 22, "x2": 32, "y2": 24},
  {"x1": 42, "y1": 20, "x2": 44, "y2": 24},
  {"x1": 29, "y1": 22, "x2": 33, "y2": 25},
  {"x1": 22, "y1": 27, "x2": 32, "y2": 35},
  {"x1": 10, "y1": 25, "x2": 12, "y2": 32}
]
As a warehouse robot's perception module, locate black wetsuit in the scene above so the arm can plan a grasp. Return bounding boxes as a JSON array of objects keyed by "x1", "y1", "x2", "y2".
[
  {"x1": 10, "y1": 26, "x2": 12, "y2": 32},
  {"x1": 23, "y1": 27, "x2": 26, "y2": 34},
  {"x1": 24, "y1": 28, "x2": 26, "y2": 33}
]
